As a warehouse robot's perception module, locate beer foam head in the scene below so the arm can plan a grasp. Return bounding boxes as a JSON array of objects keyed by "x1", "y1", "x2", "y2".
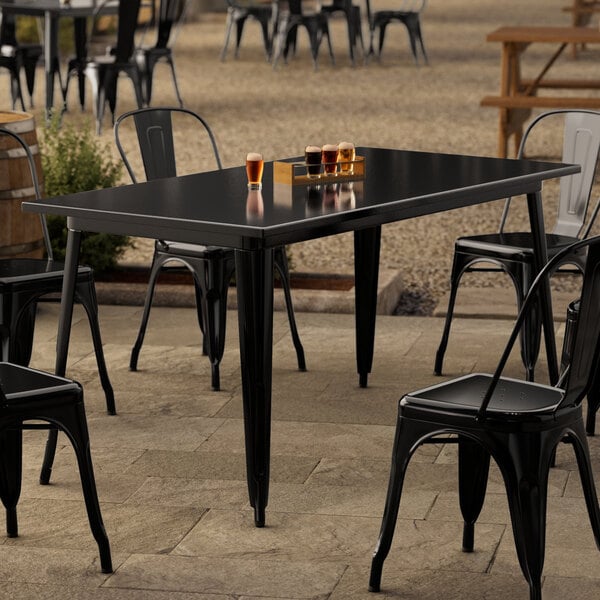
[
  {"x1": 338, "y1": 141, "x2": 354, "y2": 150},
  {"x1": 322, "y1": 144, "x2": 338, "y2": 152},
  {"x1": 305, "y1": 145, "x2": 321, "y2": 152},
  {"x1": 246, "y1": 152, "x2": 263, "y2": 161}
]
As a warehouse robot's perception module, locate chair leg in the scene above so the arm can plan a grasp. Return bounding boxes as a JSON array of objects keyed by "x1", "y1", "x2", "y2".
[
  {"x1": 259, "y1": 16, "x2": 272, "y2": 59},
  {"x1": 274, "y1": 246, "x2": 306, "y2": 371},
  {"x1": 369, "y1": 416, "x2": 432, "y2": 592},
  {"x1": 434, "y1": 253, "x2": 467, "y2": 375},
  {"x1": 165, "y1": 56, "x2": 184, "y2": 108},
  {"x1": 6, "y1": 297, "x2": 37, "y2": 366},
  {"x1": 51, "y1": 403, "x2": 112, "y2": 573},
  {"x1": 39, "y1": 428, "x2": 58, "y2": 485},
  {"x1": 516, "y1": 263, "x2": 540, "y2": 382},
  {"x1": 220, "y1": 9, "x2": 235, "y2": 61},
  {"x1": 586, "y1": 370, "x2": 600, "y2": 435},
  {"x1": 234, "y1": 16, "x2": 248, "y2": 59},
  {"x1": 194, "y1": 256, "x2": 235, "y2": 392},
  {"x1": 130, "y1": 254, "x2": 166, "y2": 371},
  {"x1": 499, "y1": 431, "x2": 556, "y2": 600},
  {"x1": 0, "y1": 428, "x2": 23, "y2": 538},
  {"x1": 568, "y1": 420, "x2": 600, "y2": 547},
  {"x1": 458, "y1": 436, "x2": 490, "y2": 552},
  {"x1": 75, "y1": 280, "x2": 116, "y2": 415}
]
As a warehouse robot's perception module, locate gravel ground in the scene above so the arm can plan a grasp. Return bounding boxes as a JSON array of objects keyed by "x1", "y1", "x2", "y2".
[{"x1": 5, "y1": 0, "x2": 600, "y2": 313}]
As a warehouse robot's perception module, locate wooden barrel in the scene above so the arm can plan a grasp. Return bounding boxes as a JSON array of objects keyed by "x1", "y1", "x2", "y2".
[{"x1": 0, "y1": 111, "x2": 45, "y2": 259}]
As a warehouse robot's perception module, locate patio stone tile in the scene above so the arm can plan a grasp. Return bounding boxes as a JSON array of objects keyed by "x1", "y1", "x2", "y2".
[
  {"x1": 329, "y1": 564, "x2": 529, "y2": 599},
  {"x1": 265, "y1": 482, "x2": 435, "y2": 519},
  {"x1": 125, "y1": 477, "x2": 248, "y2": 509},
  {"x1": 0, "y1": 546, "x2": 114, "y2": 587},
  {"x1": 104, "y1": 554, "x2": 345, "y2": 598},
  {"x1": 172, "y1": 510, "x2": 503, "y2": 572},
  {"x1": 5, "y1": 499, "x2": 204, "y2": 555},
  {"x1": 0, "y1": 582, "x2": 230, "y2": 599},
  {"x1": 86, "y1": 414, "x2": 226, "y2": 451},
  {"x1": 125, "y1": 450, "x2": 319, "y2": 484},
  {"x1": 200, "y1": 419, "x2": 395, "y2": 459}
]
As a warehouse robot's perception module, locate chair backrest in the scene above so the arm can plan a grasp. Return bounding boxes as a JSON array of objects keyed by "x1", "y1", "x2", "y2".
[
  {"x1": 478, "y1": 235, "x2": 600, "y2": 418},
  {"x1": 92, "y1": 0, "x2": 141, "y2": 62},
  {"x1": 499, "y1": 110, "x2": 600, "y2": 238},
  {"x1": 114, "y1": 106, "x2": 222, "y2": 183},
  {"x1": 155, "y1": 0, "x2": 187, "y2": 49},
  {"x1": 0, "y1": 12, "x2": 18, "y2": 46},
  {"x1": 0, "y1": 127, "x2": 52, "y2": 261}
]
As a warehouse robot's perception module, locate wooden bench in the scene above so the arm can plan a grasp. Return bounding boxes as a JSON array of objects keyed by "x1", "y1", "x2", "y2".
[
  {"x1": 481, "y1": 95, "x2": 600, "y2": 157},
  {"x1": 562, "y1": 1, "x2": 600, "y2": 54}
]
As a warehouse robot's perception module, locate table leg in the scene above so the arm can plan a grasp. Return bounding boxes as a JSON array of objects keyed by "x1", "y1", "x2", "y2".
[
  {"x1": 354, "y1": 226, "x2": 381, "y2": 388},
  {"x1": 526, "y1": 191, "x2": 559, "y2": 384},
  {"x1": 40, "y1": 227, "x2": 81, "y2": 485},
  {"x1": 235, "y1": 248, "x2": 274, "y2": 527}
]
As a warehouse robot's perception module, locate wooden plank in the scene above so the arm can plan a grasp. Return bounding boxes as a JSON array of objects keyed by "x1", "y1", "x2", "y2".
[
  {"x1": 520, "y1": 78, "x2": 600, "y2": 89},
  {"x1": 481, "y1": 95, "x2": 600, "y2": 108},
  {"x1": 487, "y1": 26, "x2": 600, "y2": 45}
]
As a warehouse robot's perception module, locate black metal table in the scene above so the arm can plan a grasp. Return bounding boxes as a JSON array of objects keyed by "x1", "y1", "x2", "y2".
[{"x1": 22, "y1": 146, "x2": 578, "y2": 527}]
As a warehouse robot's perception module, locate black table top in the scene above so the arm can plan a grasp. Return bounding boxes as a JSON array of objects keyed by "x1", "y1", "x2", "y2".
[{"x1": 23, "y1": 147, "x2": 579, "y2": 251}]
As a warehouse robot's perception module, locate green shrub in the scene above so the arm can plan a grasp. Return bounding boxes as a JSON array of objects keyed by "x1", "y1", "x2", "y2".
[{"x1": 41, "y1": 117, "x2": 131, "y2": 273}]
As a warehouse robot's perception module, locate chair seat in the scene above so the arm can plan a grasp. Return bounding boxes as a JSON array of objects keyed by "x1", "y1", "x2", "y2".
[
  {"x1": 456, "y1": 232, "x2": 579, "y2": 262},
  {"x1": 0, "y1": 362, "x2": 80, "y2": 402},
  {"x1": 157, "y1": 240, "x2": 233, "y2": 258},
  {"x1": 0, "y1": 259, "x2": 92, "y2": 285},
  {"x1": 403, "y1": 373, "x2": 563, "y2": 415}
]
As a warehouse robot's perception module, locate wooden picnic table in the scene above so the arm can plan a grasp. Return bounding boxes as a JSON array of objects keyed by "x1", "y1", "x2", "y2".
[{"x1": 481, "y1": 26, "x2": 600, "y2": 157}]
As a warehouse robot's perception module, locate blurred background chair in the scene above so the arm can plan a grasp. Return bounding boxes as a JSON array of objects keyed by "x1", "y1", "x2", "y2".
[
  {"x1": 434, "y1": 110, "x2": 600, "y2": 381},
  {"x1": 317, "y1": 0, "x2": 364, "y2": 65},
  {"x1": 272, "y1": 0, "x2": 335, "y2": 69},
  {"x1": 370, "y1": 236, "x2": 600, "y2": 600},
  {"x1": 63, "y1": 0, "x2": 145, "y2": 133},
  {"x1": 114, "y1": 106, "x2": 305, "y2": 391},
  {"x1": 0, "y1": 126, "x2": 115, "y2": 414},
  {"x1": 0, "y1": 360, "x2": 112, "y2": 573},
  {"x1": 221, "y1": 0, "x2": 275, "y2": 61},
  {"x1": 0, "y1": 12, "x2": 42, "y2": 110},
  {"x1": 135, "y1": 0, "x2": 187, "y2": 106},
  {"x1": 366, "y1": 0, "x2": 428, "y2": 64}
]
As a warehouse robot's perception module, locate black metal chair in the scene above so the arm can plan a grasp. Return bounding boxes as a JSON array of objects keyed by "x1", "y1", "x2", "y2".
[
  {"x1": 114, "y1": 106, "x2": 306, "y2": 391},
  {"x1": 370, "y1": 235, "x2": 600, "y2": 600},
  {"x1": 134, "y1": 0, "x2": 186, "y2": 106},
  {"x1": 0, "y1": 126, "x2": 115, "y2": 414},
  {"x1": 365, "y1": 0, "x2": 428, "y2": 64},
  {"x1": 272, "y1": 0, "x2": 335, "y2": 69},
  {"x1": 0, "y1": 361, "x2": 112, "y2": 573},
  {"x1": 64, "y1": 0, "x2": 145, "y2": 133},
  {"x1": 221, "y1": 0, "x2": 275, "y2": 61},
  {"x1": 435, "y1": 110, "x2": 600, "y2": 382},
  {"x1": 0, "y1": 12, "x2": 41, "y2": 110},
  {"x1": 318, "y1": 0, "x2": 364, "y2": 65}
]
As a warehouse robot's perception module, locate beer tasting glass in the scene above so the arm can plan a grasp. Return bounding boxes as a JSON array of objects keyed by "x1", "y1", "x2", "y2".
[
  {"x1": 305, "y1": 145, "x2": 322, "y2": 178},
  {"x1": 322, "y1": 144, "x2": 339, "y2": 175},
  {"x1": 246, "y1": 152, "x2": 264, "y2": 190},
  {"x1": 338, "y1": 141, "x2": 355, "y2": 173}
]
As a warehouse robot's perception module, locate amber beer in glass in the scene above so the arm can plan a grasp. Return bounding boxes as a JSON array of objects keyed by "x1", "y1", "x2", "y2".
[
  {"x1": 338, "y1": 141, "x2": 355, "y2": 173},
  {"x1": 322, "y1": 144, "x2": 339, "y2": 175},
  {"x1": 246, "y1": 153, "x2": 264, "y2": 189},
  {"x1": 305, "y1": 145, "x2": 322, "y2": 178}
]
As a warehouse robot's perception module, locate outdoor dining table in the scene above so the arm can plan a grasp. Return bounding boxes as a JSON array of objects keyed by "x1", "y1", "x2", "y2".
[
  {"x1": 481, "y1": 25, "x2": 600, "y2": 157},
  {"x1": 22, "y1": 146, "x2": 578, "y2": 527}
]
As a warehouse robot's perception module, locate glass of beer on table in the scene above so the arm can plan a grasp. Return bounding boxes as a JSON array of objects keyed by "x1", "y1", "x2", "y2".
[
  {"x1": 322, "y1": 144, "x2": 339, "y2": 175},
  {"x1": 305, "y1": 145, "x2": 322, "y2": 178},
  {"x1": 338, "y1": 141, "x2": 355, "y2": 173},
  {"x1": 246, "y1": 152, "x2": 264, "y2": 190}
]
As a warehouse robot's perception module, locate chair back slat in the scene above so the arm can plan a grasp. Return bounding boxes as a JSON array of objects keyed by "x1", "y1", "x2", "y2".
[
  {"x1": 115, "y1": 0, "x2": 142, "y2": 62},
  {"x1": 132, "y1": 109, "x2": 178, "y2": 181},
  {"x1": 555, "y1": 112, "x2": 600, "y2": 237},
  {"x1": 114, "y1": 107, "x2": 223, "y2": 185},
  {"x1": 156, "y1": 0, "x2": 186, "y2": 48}
]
